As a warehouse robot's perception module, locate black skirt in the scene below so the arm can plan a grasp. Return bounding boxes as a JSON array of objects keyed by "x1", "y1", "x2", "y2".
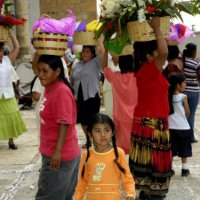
[{"x1": 76, "y1": 83, "x2": 100, "y2": 125}]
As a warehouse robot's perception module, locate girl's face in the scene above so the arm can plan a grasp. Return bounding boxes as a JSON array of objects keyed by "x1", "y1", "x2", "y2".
[
  {"x1": 90, "y1": 123, "x2": 113, "y2": 151},
  {"x1": 177, "y1": 81, "x2": 186, "y2": 92},
  {"x1": 81, "y1": 47, "x2": 93, "y2": 63},
  {"x1": 38, "y1": 62, "x2": 60, "y2": 86}
]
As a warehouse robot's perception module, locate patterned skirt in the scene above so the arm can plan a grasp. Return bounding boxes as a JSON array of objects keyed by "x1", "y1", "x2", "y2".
[
  {"x1": 129, "y1": 117, "x2": 172, "y2": 195},
  {"x1": 0, "y1": 97, "x2": 27, "y2": 140}
]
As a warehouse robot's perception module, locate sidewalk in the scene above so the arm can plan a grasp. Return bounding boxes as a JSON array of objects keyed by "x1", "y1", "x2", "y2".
[{"x1": 0, "y1": 105, "x2": 200, "y2": 200}]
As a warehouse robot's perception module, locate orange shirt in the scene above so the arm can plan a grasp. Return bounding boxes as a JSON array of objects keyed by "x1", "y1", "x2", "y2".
[{"x1": 74, "y1": 147, "x2": 136, "y2": 200}]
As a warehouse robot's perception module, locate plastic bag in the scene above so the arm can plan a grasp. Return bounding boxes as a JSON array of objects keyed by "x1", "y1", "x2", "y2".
[
  {"x1": 32, "y1": 10, "x2": 76, "y2": 36},
  {"x1": 166, "y1": 24, "x2": 195, "y2": 43}
]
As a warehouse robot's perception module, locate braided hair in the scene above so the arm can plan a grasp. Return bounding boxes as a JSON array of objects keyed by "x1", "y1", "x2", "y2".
[
  {"x1": 81, "y1": 113, "x2": 125, "y2": 177},
  {"x1": 38, "y1": 55, "x2": 74, "y2": 93}
]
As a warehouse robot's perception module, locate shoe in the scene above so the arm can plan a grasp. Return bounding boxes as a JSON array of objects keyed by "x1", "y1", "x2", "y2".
[
  {"x1": 191, "y1": 139, "x2": 198, "y2": 143},
  {"x1": 171, "y1": 169, "x2": 175, "y2": 176},
  {"x1": 181, "y1": 169, "x2": 190, "y2": 177},
  {"x1": 8, "y1": 143, "x2": 18, "y2": 150}
]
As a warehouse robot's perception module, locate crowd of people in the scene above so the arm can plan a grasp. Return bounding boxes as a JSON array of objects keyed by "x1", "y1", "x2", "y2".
[{"x1": 1, "y1": 16, "x2": 200, "y2": 200}]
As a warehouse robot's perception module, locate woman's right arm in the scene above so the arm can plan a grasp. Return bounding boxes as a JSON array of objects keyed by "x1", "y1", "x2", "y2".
[
  {"x1": 149, "y1": 17, "x2": 168, "y2": 71},
  {"x1": 8, "y1": 30, "x2": 20, "y2": 64},
  {"x1": 98, "y1": 39, "x2": 108, "y2": 69}
]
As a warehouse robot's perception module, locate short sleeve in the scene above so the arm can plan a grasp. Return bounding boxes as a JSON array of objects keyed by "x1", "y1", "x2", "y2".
[{"x1": 103, "y1": 67, "x2": 116, "y2": 83}]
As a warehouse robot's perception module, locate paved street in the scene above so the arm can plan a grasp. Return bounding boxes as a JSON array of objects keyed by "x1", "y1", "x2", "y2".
[{"x1": 0, "y1": 105, "x2": 200, "y2": 200}]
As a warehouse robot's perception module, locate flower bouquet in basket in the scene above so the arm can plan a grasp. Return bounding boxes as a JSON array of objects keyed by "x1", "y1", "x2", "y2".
[
  {"x1": 73, "y1": 20, "x2": 102, "y2": 46},
  {"x1": 32, "y1": 10, "x2": 76, "y2": 56},
  {"x1": 96, "y1": 0, "x2": 199, "y2": 55},
  {"x1": 0, "y1": 0, "x2": 26, "y2": 42}
]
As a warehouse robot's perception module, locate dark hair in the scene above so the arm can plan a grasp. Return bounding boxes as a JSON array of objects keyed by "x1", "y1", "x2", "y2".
[
  {"x1": 81, "y1": 113, "x2": 126, "y2": 177},
  {"x1": 118, "y1": 55, "x2": 134, "y2": 74},
  {"x1": 183, "y1": 43, "x2": 197, "y2": 70},
  {"x1": 38, "y1": 55, "x2": 74, "y2": 93},
  {"x1": 167, "y1": 45, "x2": 180, "y2": 60},
  {"x1": 133, "y1": 40, "x2": 157, "y2": 73},
  {"x1": 82, "y1": 45, "x2": 96, "y2": 58},
  {"x1": 0, "y1": 42, "x2": 4, "y2": 50},
  {"x1": 168, "y1": 72, "x2": 185, "y2": 114}
]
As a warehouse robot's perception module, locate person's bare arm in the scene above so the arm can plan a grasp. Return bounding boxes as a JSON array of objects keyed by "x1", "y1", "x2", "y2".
[
  {"x1": 32, "y1": 91, "x2": 41, "y2": 101},
  {"x1": 183, "y1": 96, "x2": 190, "y2": 118},
  {"x1": 8, "y1": 30, "x2": 20, "y2": 64},
  {"x1": 50, "y1": 124, "x2": 69, "y2": 170},
  {"x1": 98, "y1": 39, "x2": 108, "y2": 69},
  {"x1": 149, "y1": 17, "x2": 168, "y2": 71}
]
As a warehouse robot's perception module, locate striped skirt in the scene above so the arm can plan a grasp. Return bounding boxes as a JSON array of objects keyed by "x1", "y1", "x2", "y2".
[
  {"x1": 129, "y1": 117, "x2": 172, "y2": 195},
  {"x1": 0, "y1": 97, "x2": 27, "y2": 140}
]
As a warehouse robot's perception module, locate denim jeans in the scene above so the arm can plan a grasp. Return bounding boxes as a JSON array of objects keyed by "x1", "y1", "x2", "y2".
[
  {"x1": 35, "y1": 154, "x2": 81, "y2": 200},
  {"x1": 184, "y1": 91, "x2": 200, "y2": 140}
]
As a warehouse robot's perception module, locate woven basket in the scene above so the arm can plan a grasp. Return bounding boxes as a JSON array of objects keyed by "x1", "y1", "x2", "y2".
[
  {"x1": 110, "y1": 44, "x2": 134, "y2": 56},
  {"x1": 73, "y1": 31, "x2": 97, "y2": 45},
  {"x1": 32, "y1": 32, "x2": 68, "y2": 56},
  {"x1": 127, "y1": 16, "x2": 170, "y2": 42},
  {"x1": 0, "y1": 26, "x2": 9, "y2": 42}
]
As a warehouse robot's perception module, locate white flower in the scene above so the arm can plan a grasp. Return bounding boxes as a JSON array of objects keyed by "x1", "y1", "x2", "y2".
[
  {"x1": 137, "y1": 0, "x2": 145, "y2": 8},
  {"x1": 101, "y1": 0, "x2": 121, "y2": 18},
  {"x1": 137, "y1": 9, "x2": 146, "y2": 23},
  {"x1": 148, "y1": 0, "x2": 153, "y2": 4}
]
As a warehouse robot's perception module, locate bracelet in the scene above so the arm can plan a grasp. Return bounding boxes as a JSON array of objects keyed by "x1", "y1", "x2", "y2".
[{"x1": 156, "y1": 35, "x2": 164, "y2": 40}]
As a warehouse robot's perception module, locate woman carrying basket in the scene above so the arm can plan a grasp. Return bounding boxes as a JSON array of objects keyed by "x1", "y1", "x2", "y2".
[{"x1": 129, "y1": 17, "x2": 172, "y2": 200}]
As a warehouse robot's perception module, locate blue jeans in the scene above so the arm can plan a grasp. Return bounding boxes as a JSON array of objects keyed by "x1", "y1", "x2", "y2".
[
  {"x1": 35, "y1": 154, "x2": 80, "y2": 200},
  {"x1": 184, "y1": 91, "x2": 199, "y2": 140}
]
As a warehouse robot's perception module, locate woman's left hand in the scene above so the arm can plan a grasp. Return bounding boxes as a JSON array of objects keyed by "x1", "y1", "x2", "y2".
[{"x1": 50, "y1": 149, "x2": 61, "y2": 170}]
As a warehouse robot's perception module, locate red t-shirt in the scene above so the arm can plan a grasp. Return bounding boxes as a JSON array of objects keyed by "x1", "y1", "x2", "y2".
[
  {"x1": 134, "y1": 61, "x2": 169, "y2": 118},
  {"x1": 40, "y1": 81, "x2": 80, "y2": 161}
]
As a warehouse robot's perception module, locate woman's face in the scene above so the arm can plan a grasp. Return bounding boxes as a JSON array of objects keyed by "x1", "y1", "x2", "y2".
[
  {"x1": 146, "y1": 50, "x2": 158, "y2": 62},
  {"x1": 38, "y1": 62, "x2": 60, "y2": 86},
  {"x1": 81, "y1": 47, "x2": 93, "y2": 63}
]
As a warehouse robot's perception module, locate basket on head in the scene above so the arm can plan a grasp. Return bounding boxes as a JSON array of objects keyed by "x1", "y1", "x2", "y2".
[
  {"x1": 110, "y1": 44, "x2": 134, "y2": 56},
  {"x1": 127, "y1": 16, "x2": 170, "y2": 42},
  {"x1": 73, "y1": 31, "x2": 97, "y2": 45},
  {"x1": 32, "y1": 32, "x2": 68, "y2": 56},
  {"x1": 0, "y1": 26, "x2": 9, "y2": 42}
]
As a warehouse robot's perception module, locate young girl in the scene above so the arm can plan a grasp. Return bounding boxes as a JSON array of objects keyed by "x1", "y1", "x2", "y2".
[
  {"x1": 74, "y1": 113, "x2": 136, "y2": 200},
  {"x1": 35, "y1": 55, "x2": 81, "y2": 200},
  {"x1": 168, "y1": 72, "x2": 192, "y2": 177}
]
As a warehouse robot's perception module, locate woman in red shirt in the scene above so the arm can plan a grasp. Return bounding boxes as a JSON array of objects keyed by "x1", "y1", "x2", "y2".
[
  {"x1": 35, "y1": 55, "x2": 81, "y2": 200},
  {"x1": 129, "y1": 17, "x2": 172, "y2": 200}
]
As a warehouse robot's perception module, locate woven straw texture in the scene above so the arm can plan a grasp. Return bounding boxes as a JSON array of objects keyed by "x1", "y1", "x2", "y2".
[
  {"x1": 127, "y1": 16, "x2": 170, "y2": 42},
  {"x1": 166, "y1": 40, "x2": 179, "y2": 46},
  {"x1": 32, "y1": 32, "x2": 68, "y2": 56},
  {"x1": 110, "y1": 44, "x2": 134, "y2": 56},
  {"x1": 73, "y1": 31, "x2": 97, "y2": 45},
  {"x1": 0, "y1": 26, "x2": 9, "y2": 42}
]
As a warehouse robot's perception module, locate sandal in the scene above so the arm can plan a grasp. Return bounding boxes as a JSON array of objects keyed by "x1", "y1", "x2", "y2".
[{"x1": 8, "y1": 143, "x2": 18, "y2": 150}]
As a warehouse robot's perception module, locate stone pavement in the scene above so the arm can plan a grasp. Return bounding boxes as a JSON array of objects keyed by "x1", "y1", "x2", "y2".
[{"x1": 0, "y1": 105, "x2": 200, "y2": 200}]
